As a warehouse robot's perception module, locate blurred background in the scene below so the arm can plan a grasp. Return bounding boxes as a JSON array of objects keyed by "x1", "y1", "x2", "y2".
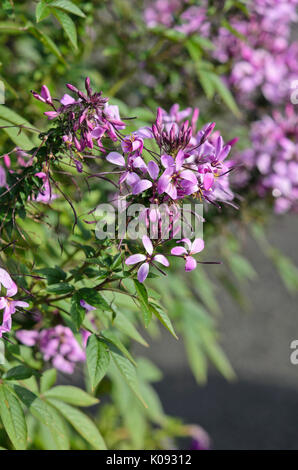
[{"x1": 136, "y1": 214, "x2": 298, "y2": 449}]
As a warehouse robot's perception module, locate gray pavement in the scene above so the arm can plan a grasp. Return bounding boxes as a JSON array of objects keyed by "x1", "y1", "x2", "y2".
[{"x1": 135, "y1": 214, "x2": 298, "y2": 449}]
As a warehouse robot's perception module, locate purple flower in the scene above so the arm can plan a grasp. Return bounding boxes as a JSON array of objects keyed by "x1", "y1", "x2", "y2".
[
  {"x1": 106, "y1": 151, "x2": 152, "y2": 192},
  {"x1": 121, "y1": 134, "x2": 144, "y2": 156},
  {"x1": 0, "y1": 268, "x2": 29, "y2": 338},
  {"x1": 31, "y1": 85, "x2": 53, "y2": 105},
  {"x1": 188, "y1": 425, "x2": 211, "y2": 450},
  {"x1": 171, "y1": 238, "x2": 204, "y2": 271},
  {"x1": 125, "y1": 235, "x2": 169, "y2": 282},
  {"x1": 157, "y1": 150, "x2": 198, "y2": 200},
  {"x1": 232, "y1": 105, "x2": 298, "y2": 213},
  {"x1": 17, "y1": 326, "x2": 85, "y2": 374},
  {"x1": 32, "y1": 172, "x2": 58, "y2": 204}
]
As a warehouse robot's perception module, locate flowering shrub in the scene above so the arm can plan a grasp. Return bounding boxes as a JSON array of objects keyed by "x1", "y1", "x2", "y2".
[
  {"x1": 0, "y1": 75, "x2": 237, "y2": 449},
  {"x1": 0, "y1": 0, "x2": 297, "y2": 452}
]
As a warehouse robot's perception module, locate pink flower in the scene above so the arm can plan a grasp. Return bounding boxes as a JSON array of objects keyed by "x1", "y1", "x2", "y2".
[
  {"x1": 171, "y1": 238, "x2": 204, "y2": 271},
  {"x1": 17, "y1": 326, "x2": 85, "y2": 374},
  {"x1": 125, "y1": 235, "x2": 169, "y2": 282},
  {"x1": 0, "y1": 268, "x2": 29, "y2": 337},
  {"x1": 31, "y1": 85, "x2": 53, "y2": 105},
  {"x1": 121, "y1": 134, "x2": 144, "y2": 156},
  {"x1": 157, "y1": 150, "x2": 198, "y2": 199}
]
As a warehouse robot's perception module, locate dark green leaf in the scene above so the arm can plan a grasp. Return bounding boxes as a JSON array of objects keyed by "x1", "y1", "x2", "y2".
[{"x1": 86, "y1": 335, "x2": 110, "y2": 391}]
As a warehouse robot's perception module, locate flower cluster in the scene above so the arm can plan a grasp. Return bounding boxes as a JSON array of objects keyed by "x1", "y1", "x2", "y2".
[
  {"x1": 16, "y1": 325, "x2": 85, "y2": 374},
  {"x1": 103, "y1": 104, "x2": 235, "y2": 280},
  {"x1": 0, "y1": 269, "x2": 29, "y2": 338},
  {"x1": 7, "y1": 80, "x2": 235, "y2": 287},
  {"x1": 232, "y1": 106, "x2": 298, "y2": 214},
  {"x1": 212, "y1": 0, "x2": 298, "y2": 105},
  {"x1": 31, "y1": 79, "x2": 125, "y2": 153},
  {"x1": 144, "y1": 0, "x2": 210, "y2": 36}
]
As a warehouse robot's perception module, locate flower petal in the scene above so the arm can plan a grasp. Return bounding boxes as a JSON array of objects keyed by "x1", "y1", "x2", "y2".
[
  {"x1": 147, "y1": 161, "x2": 159, "y2": 180},
  {"x1": 106, "y1": 152, "x2": 125, "y2": 166},
  {"x1": 153, "y1": 254, "x2": 169, "y2": 267},
  {"x1": 175, "y1": 150, "x2": 185, "y2": 171},
  {"x1": 125, "y1": 254, "x2": 147, "y2": 265},
  {"x1": 191, "y1": 238, "x2": 204, "y2": 254},
  {"x1": 60, "y1": 93, "x2": 76, "y2": 106},
  {"x1": 165, "y1": 182, "x2": 177, "y2": 200},
  {"x1": 185, "y1": 256, "x2": 197, "y2": 272},
  {"x1": 0, "y1": 268, "x2": 13, "y2": 289},
  {"x1": 203, "y1": 173, "x2": 214, "y2": 190},
  {"x1": 171, "y1": 246, "x2": 187, "y2": 256},
  {"x1": 142, "y1": 235, "x2": 153, "y2": 255},
  {"x1": 179, "y1": 238, "x2": 192, "y2": 250},
  {"x1": 180, "y1": 169, "x2": 197, "y2": 184},
  {"x1": 161, "y1": 154, "x2": 175, "y2": 168},
  {"x1": 132, "y1": 179, "x2": 152, "y2": 195},
  {"x1": 137, "y1": 263, "x2": 150, "y2": 283},
  {"x1": 157, "y1": 172, "x2": 171, "y2": 194}
]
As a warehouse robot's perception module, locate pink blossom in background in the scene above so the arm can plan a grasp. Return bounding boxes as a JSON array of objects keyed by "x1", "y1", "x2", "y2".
[
  {"x1": 232, "y1": 106, "x2": 298, "y2": 214},
  {"x1": 16, "y1": 325, "x2": 85, "y2": 374}
]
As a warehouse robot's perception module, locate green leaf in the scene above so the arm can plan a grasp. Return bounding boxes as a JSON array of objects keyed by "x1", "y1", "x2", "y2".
[
  {"x1": 47, "y1": 283, "x2": 74, "y2": 294},
  {"x1": 52, "y1": 9, "x2": 77, "y2": 50},
  {"x1": 86, "y1": 335, "x2": 110, "y2": 391},
  {"x1": 49, "y1": 0, "x2": 85, "y2": 17},
  {"x1": 0, "y1": 105, "x2": 33, "y2": 129},
  {"x1": 133, "y1": 280, "x2": 152, "y2": 327},
  {"x1": 78, "y1": 288, "x2": 112, "y2": 311},
  {"x1": 108, "y1": 307, "x2": 148, "y2": 347},
  {"x1": 70, "y1": 293, "x2": 86, "y2": 330},
  {"x1": 28, "y1": 25, "x2": 65, "y2": 64},
  {"x1": 40, "y1": 369, "x2": 57, "y2": 393},
  {"x1": 0, "y1": 384, "x2": 27, "y2": 450},
  {"x1": 4, "y1": 365, "x2": 38, "y2": 381},
  {"x1": 2, "y1": 0, "x2": 14, "y2": 18},
  {"x1": 102, "y1": 331, "x2": 136, "y2": 366},
  {"x1": 37, "y1": 267, "x2": 66, "y2": 285},
  {"x1": 183, "y1": 329, "x2": 207, "y2": 384},
  {"x1": 200, "y1": 330, "x2": 236, "y2": 381},
  {"x1": 150, "y1": 304, "x2": 178, "y2": 339},
  {"x1": 0, "y1": 118, "x2": 33, "y2": 150},
  {"x1": 209, "y1": 73, "x2": 241, "y2": 117},
  {"x1": 110, "y1": 350, "x2": 147, "y2": 408},
  {"x1": 228, "y1": 254, "x2": 257, "y2": 281},
  {"x1": 47, "y1": 398, "x2": 106, "y2": 450},
  {"x1": 197, "y1": 69, "x2": 215, "y2": 99},
  {"x1": 13, "y1": 385, "x2": 70, "y2": 450},
  {"x1": 44, "y1": 386, "x2": 99, "y2": 407},
  {"x1": 36, "y1": 0, "x2": 51, "y2": 22}
]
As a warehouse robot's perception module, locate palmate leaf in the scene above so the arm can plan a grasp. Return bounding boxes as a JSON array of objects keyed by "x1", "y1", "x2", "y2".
[
  {"x1": 0, "y1": 105, "x2": 36, "y2": 149},
  {"x1": 52, "y1": 9, "x2": 77, "y2": 50},
  {"x1": 150, "y1": 304, "x2": 178, "y2": 339},
  {"x1": 40, "y1": 369, "x2": 57, "y2": 394},
  {"x1": 44, "y1": 386, "x2": 99, "y2": 407},
  {"x1": 102, "y1": 331, "x2": 136, "y2": 366},
  {"x1": 36, "y1": 0, "x2": 51, "y2": 22},
  {"x1": 49, "y1": 0, "x2": 86, "y2": 18},
  {"x1": 104, "y1": 305, "x2": 149, "y2": 347},
  {"x1": 13, "y1": 385, "x2": 70, "y2": 450},
  {"x1": 46, "y1": 398, "x2": 107, "y2": 450},
  {"x1": 86, "y1": 335, "x2": 110, "y2": 391},
  {"x1": 208, "y1": 72, "x2": 241, "y2": 117},
  {"x1": 27, "y1": 24, "x2": 66, "y2": 64},
  {"x1": 133, "y1": 280, "x2": 152, "y2": 327},
  {"x1": 0, "y1": 384, "x2": 27, "y2": 450},
  {"x1": 0, "y1": 118, "x2": 33, "y2": 150},
  {"x1": 110, "y1": 349, "x2": 147, "y2": 408}
]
